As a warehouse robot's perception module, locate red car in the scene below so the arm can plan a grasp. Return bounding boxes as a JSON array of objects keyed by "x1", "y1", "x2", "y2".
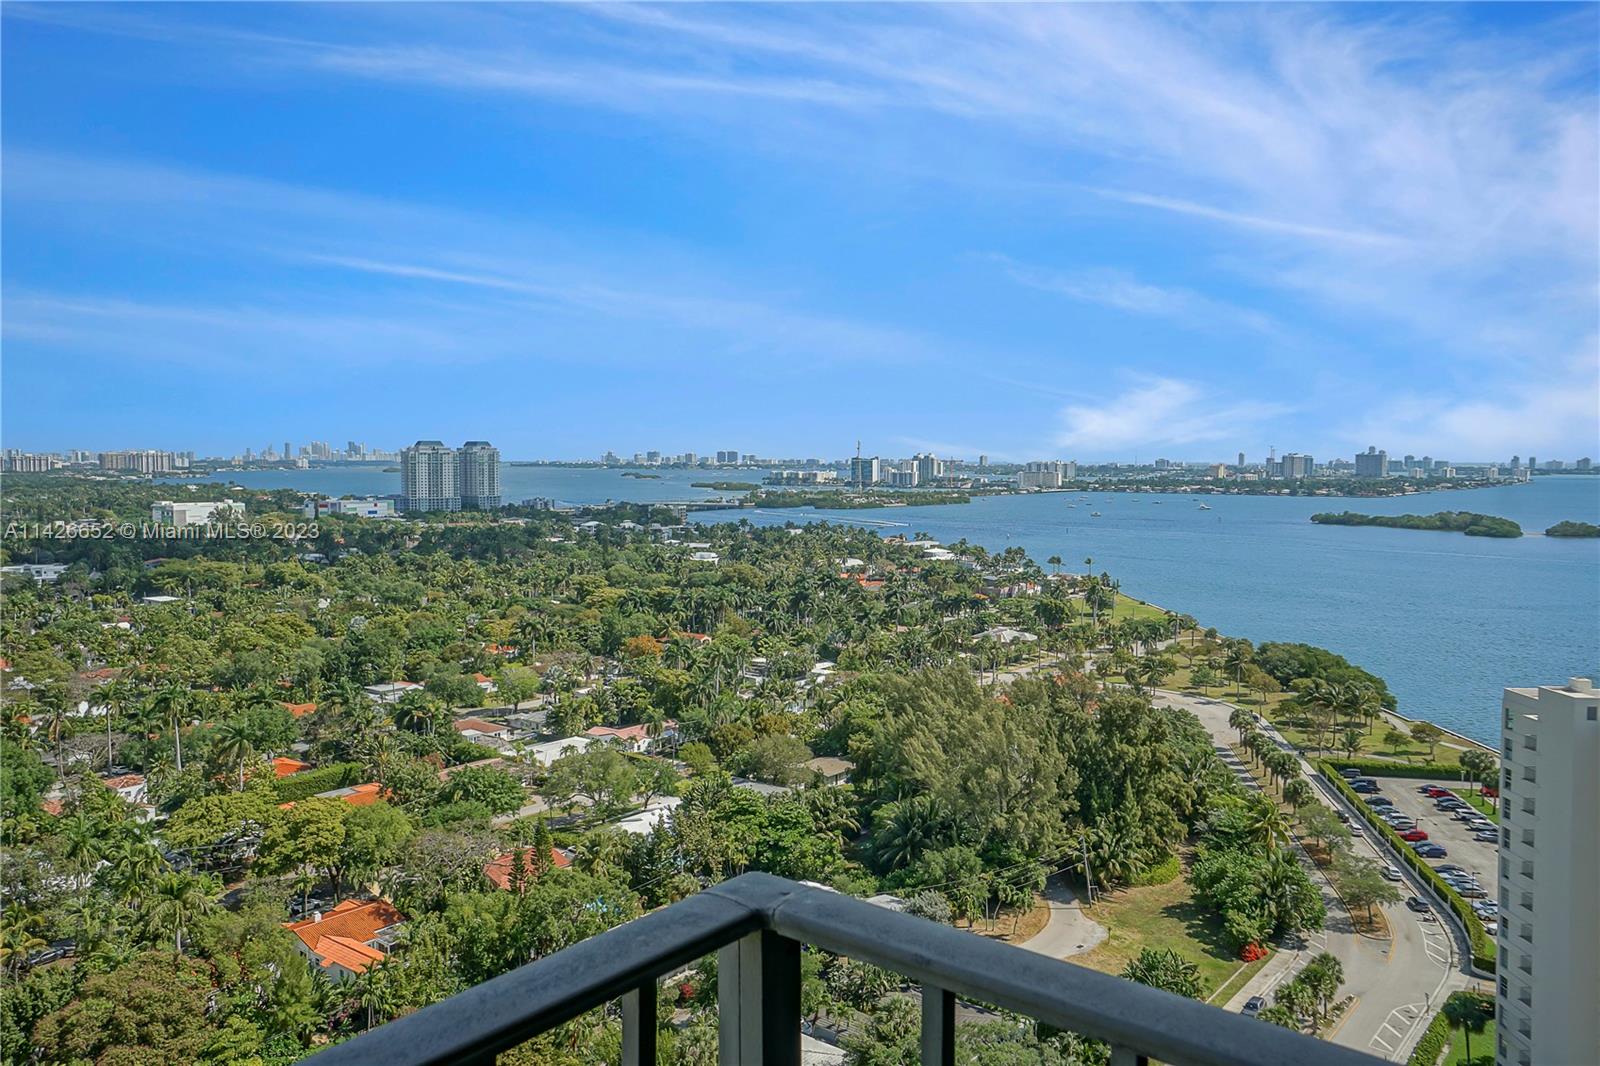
[
  {"x1": 1423, "y1": 787, "x2": 1450, "y2": 798},
  {"x1": 1400, "y1": 829, "x2": 1430, "y2": 842}
]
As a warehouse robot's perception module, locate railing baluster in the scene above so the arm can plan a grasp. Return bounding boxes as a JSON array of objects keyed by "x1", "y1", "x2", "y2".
[
  {"x1": 718, "y1": 930, "x2": 801, "y2": 1066},
  {"x1": 621, "y1": 982, "x2": 656, "y2": 1066},
  {"x1": 1109, "y1": 1044, "x2": 1149, "y2": 1066},
  {"x1": 920, "y1": 985, "x2": 955, "y2": 1066}
]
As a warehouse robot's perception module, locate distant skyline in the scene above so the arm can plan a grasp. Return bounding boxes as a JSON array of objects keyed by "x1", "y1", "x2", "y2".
[{"x1": 3, "y1": 3, "x2": 1596, "y2": 461}]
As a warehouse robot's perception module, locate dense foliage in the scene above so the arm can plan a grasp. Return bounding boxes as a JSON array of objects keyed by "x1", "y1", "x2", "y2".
[
  {"x1": 1544, "y1": 520, "x2": 1600, "y2": 537},
  {"x1": 1309, "y1": 511, "x2": 1522, "y2": 538}
]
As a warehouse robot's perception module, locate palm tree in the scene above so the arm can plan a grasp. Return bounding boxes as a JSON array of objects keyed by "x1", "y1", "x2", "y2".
[
  {"x1": 148, "y1": 684, "x2": 190, "y2": 772},
  {"x1": 0, "y1": 905, "x2": 47, "y2": 977},
  {"x1": 1283, "y1": 778, "x2": 1315, "y2": 814},
  {"x1": 146, "y1": 871, "x2": 216, "y2": 955},
  {"x1": 1442, "y1": 993, "x2": 1493, "y2": 1066},
  {"x1": 1243, "y1": 797, "x2": 1292, "y2": 853},
  {"x1": 213, "y1": 720, "x2": 258, "y2": 791},
  {"x1": 1223, "y1": 640, "x2": 1253, "y2": 697},
  {"x1": 1228, "y1": 706, "x2": 1254, "y2": 741}
]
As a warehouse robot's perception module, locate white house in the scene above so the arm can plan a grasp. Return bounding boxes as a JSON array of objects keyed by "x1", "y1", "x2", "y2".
[{"x1": 524, "y1": 735, "x2": 597, "y2": 768}]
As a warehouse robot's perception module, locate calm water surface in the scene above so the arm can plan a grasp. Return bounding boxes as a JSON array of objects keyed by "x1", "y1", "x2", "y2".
[
  {"x1": 702, "y1": 478, "x2": 1600, "y2": 743},
  {"x1": 177, "y1": 467, "x2": 1600, "y2": 742}
]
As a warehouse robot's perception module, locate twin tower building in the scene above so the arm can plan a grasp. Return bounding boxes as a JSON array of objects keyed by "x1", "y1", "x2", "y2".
[{"x1": 399, "y1": 440, "x2": 501, "y2": 513}]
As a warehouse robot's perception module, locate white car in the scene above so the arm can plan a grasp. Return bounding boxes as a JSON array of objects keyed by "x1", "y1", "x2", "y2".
[{"x1": 1381, "y1": 865, "x2": 1402, "y2": 881}]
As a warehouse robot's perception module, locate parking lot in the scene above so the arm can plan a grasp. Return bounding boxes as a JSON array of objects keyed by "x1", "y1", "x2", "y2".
[{"x1": 1365, "y1": 777, "x2": 1498, "y2": 894}]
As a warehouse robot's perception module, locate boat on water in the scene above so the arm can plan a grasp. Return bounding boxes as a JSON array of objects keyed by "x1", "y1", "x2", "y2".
[
  {"x1": 1090, "y1": 511, "x2": 1103, "y2": 517},
  {"x1": 1198, "y1": 503, "x2": 1212, "y2": 510}
]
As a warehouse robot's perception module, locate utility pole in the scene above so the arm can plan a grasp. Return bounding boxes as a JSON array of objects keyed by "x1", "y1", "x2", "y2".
[{"x1": 1081, "y1": 833, "x2": 1096, "y2": 905}]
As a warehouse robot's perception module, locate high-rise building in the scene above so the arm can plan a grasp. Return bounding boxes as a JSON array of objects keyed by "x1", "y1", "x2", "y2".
[
  {"x1": 1354, "y1": 446, "x2": 1388, "y2": 478},
  {"x1": 914, "y1": 453, "x2": 943, "y2": 484},
  {"x1": 1237, "y1": 451, "x2": 1246, "y2": 471},
  {"x1": 458, "y1": 441, "x2": 502, "y2": 510},
  {"x1": 1495, "y1": 678, "x2": 1599, "y2": 1066},
  {"x1": 285, "y1": 442, "x2": 293, "y2": 462},
  {"x1": 978, "y1": 454, "x2": 988, "y2": 468},
  {"x1": 1280, "y1": 453, "x2": 1314, "y2": 479},
  {"x1": 1017, "y1": 461, "x2": 1068, "y2": 490},
  {"x1": 98, "y1": 449, "x2": 175, "y2": 474},
  {"x1": 1577, "y1": 458, "x2": 1593, "y2": 470},
  {"x1": 849, "y1": 456, "x2": 881, "y2": 487},
  {"x1": 400, "y1": 441, "x2": 460, "y2": 512}
]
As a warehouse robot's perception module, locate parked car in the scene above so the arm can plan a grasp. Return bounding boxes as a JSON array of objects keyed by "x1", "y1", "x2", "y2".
[
  {"x1": 1406, "y1": 896, "x2": 1433, "y2": 913},
  {"x1": 1381, "y1": 865, "x2": 1402, "y2": 882},
  {"x1": 1349, "y1": 825, "x2": 1365, "y2": 837},
  {"x1": 1474, "y1": 830, "x2": 1500, "y2": 842},
  {"x1": 1422, "y1": 785, "x2": 1450, "y2": 797},
  {"x1": 1400, "y1": 829, "x2": 1429, "y2": 842},
  {"x1": 1484, "y1": 921, "x2": 1498, "y2": 936},
  {"x1": 1241, "y1": 996, "x2": 1267, "y2": 1018},
  {"x1": 1389, "y1": 819, "x2": 1417, "y2": 831},
  {"x1": 1473, "y1": 900, "x2": 1499, "y2": 917},
  {"x1": 1437, "y1": 864, "x2": 1468, "y2": 874},
  {"x1": 1364, "y1": 796, "x2": 1394, "y2": 808},
  {"x1": 1351, "y1": 782, "x2": 1379, "y2": 794},
  {"x1": 1415, "y1": 844, "x2": 1448, "y2": 857},
  {"x1": 1456, "y1": 884, "x2": 1488, "y2": 899},
  {"x1": 1453, "y1": 810, "x2": 1480, "y2": 821},
  {"x1": 1340, "y1": 769, "x2": 1363, "y2": 780},
  {"x1": 1336, "y1": 811, "x2": 1351, "y2": 824}
]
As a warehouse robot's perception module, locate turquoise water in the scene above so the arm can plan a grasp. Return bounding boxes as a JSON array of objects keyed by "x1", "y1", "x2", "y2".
[{"x1": 176, "y1": 467, "x2": 1600, "y2": 742}]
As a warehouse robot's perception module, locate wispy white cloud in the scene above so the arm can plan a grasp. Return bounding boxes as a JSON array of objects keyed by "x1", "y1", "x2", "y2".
[
  {"x1": 994, "y1": 256, "x2": 1277, "y2": 336},
  {"x1": 1056, "y1": 377, "x2": 1293, "y2": 453}
]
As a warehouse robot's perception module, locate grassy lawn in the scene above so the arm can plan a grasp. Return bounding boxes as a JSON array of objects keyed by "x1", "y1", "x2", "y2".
[
  {"x1": 1162, "y1": 664, "x2": 1469, "y2": 768},
  {"x1": 1450, "y1": 788, "x2": 1499, "y2": 824},
  {"x1": 1076, "y1": 854, "x2": 1246, "y2": 998},
  {"x1": 1443, "y1": 1018, "x2": 1495, "y2": 1066},
  {"x1": 1207, "y1": 952, "x2": 1272, "y2": 1006},
  {"x1": 956, "y1": 896, "x2": 1052, "y2": 944},
  {"x1": 1110, "y1": 594, "x2": 1174, "y2": 624}
]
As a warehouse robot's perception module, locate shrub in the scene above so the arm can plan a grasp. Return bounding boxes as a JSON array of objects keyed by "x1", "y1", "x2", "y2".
[
  {"x1": 1406, "y1": 991, "x2": 1486, "y2": 1066},
  {"x1": 1325, "y1": 756, "x2": 1468, "y2": 781},
  {"x1": 1129, "y1": 854, "x2": 1181, "y2": 887},
  {"x1": 272, "y1": 762, "x2": 365, "y2": 803}
]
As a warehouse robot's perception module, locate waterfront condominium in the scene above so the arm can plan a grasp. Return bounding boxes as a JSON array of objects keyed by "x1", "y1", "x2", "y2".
[
  {"x1": 458, "y1": 441, "x2": 502, "y2": 510},
  {"x1": 400, "y1": 440, "x2": 461, "y2": 512},
  {"x1": 1494, "y1": 678, "x2": 1600, "y2": 1066}
]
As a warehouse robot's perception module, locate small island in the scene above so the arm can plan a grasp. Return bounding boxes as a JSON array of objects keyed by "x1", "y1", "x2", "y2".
[
  {"x1": 691, "y1": 480, "x2": 760, "y2": 491},
  {"x1": 1310, "y1": 510, "x2": 1523, "y2": 538},
  {"x1": 1545, "y1": 520, "x2": 1600, "y2": 538},
  {"x1": 620, "y1": 472, "x2": 661, "y2": 479}
]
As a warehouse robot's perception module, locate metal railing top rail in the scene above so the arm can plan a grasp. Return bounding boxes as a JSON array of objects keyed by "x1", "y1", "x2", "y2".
[{"x1": 307, "y1": 872, "x2": 1386, "y2": 1066}]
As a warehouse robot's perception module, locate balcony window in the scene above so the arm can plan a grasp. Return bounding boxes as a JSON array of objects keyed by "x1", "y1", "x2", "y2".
[
  {"x1": 1520, "y1": 829, "x2": 1533, "y2": 847},
  {"x1": 1521, "y1": 798, "x2": 1536, "y2": 815},
  {"x1": 1523, "y1": 734, "x2": 1537, "y2": 751},
  {"x1": 1522, "y1": 766, "x2": 1536, "y2": 783}
]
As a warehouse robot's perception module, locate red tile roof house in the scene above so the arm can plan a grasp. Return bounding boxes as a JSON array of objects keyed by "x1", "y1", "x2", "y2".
[
  {"x1": 584, "y1": 721, "x2": 677, "y2": 754},
  {"x1": 100, "y1": 773, "x2": 148, "y2": 804},
  {"x1": 284, "y1": 899, "x2": 406, "y2": 981},
  {"x1": 482, "y1": 847, "x2": 573, "y2": 891},
  {"x1": 272, "y1": 756, "x2": 311, "y2": 778}
]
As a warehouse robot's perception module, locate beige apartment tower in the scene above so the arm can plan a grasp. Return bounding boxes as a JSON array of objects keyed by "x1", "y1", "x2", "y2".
[{"x1": 1494, "y1": 678, "x2": 1600, "y2": 1066}]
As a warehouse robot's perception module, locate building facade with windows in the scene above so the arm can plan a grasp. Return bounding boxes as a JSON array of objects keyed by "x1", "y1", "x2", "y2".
[
  {"x1": 400, "y1": 440, "x2": 460, "y2": 512},
  {"x1": 457, "y1": 441, "x2": 502, "y2": 510},
  {"x1": 1494, "y1": 678, "x2": 1600, "y2": 1066},
  {"x1": 1354, "y1": 446, "x2": 1388, "y2": 478}
]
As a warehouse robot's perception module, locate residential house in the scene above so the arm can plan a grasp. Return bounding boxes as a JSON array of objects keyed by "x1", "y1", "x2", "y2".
[
  {"x1": 609, "y1": 796, "x2": 681, "y2": 835},
  {"x1": 100, "y1": 773, "x2": 147, "y2": 804},
  {"x1": 362, "y1": 681, "x2": 423, "y2": 704},
  {"x1": 524, "y1": 735, "x2": 596, "y2": 768},
  {"x1": 482, "y1": 847, "x2": 573, "y2": 890},
  {"x1": 284, "y1": 899, "x2": 406, "y2": 981},
  {"x1": 583, "y1": 721, "x2": 676, "y2": 754},
  {"x1": 803, "y1": 756, "x2": 854, "y2": 787},
  {"x1": 272, "y1": 757, "x2": 311, "y2": 778}
]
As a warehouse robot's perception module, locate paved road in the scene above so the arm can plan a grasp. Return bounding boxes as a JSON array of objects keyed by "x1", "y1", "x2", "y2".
[
  {"x1": 1153, "y1": 689, "x2": 1471, "y2": 1061},
  {"x1": 1019, "y1": 877, "x2": 1107, "y2": 959}
]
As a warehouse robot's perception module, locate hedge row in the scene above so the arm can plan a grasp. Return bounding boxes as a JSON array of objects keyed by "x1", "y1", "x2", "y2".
[
  {"x1": 1405, "y1": 991, "x2": 1488, "y2": 1066},
  {"x1": 274, "y1": 762, "x2": 366, "y2": 803},
  {"x1": 1324, "y1": 757, "x2": 1469, "y2": 782},
  {"x1": 1317, "y1": 761, "x2": 1496, "y2": 973}
]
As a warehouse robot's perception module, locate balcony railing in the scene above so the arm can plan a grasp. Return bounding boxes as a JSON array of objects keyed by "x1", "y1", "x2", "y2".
[{"x1": 305, "y1": 872, "x2": 1386, "y2": 1066}]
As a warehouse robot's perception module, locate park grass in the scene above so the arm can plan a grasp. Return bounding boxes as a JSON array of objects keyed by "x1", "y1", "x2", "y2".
[
  {"x1": 1162, "y1": 663, "x2": 1468, "y2": 768},
  {"x1": 1076, "y1": 853, "x2": 1246, "y2": 998},
  {"x1": 1207, "y1": 952, "x2": 1273, "y2": 1006},
  {"x1": 1450, "y1": 788, "x2": 1499, "y2": 824},
  {"x1": 1443, "y1": 1017, "x2": 1495, "y2": 1066},
  {"x1": 1110, "y1": 593, "x2": 1172, "y2": 624}
]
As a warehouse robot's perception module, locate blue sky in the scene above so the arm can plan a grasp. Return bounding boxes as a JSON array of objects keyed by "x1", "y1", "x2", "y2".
[{"x1": 3, "y1": 3, "x2": 1596, "y2": 462}]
